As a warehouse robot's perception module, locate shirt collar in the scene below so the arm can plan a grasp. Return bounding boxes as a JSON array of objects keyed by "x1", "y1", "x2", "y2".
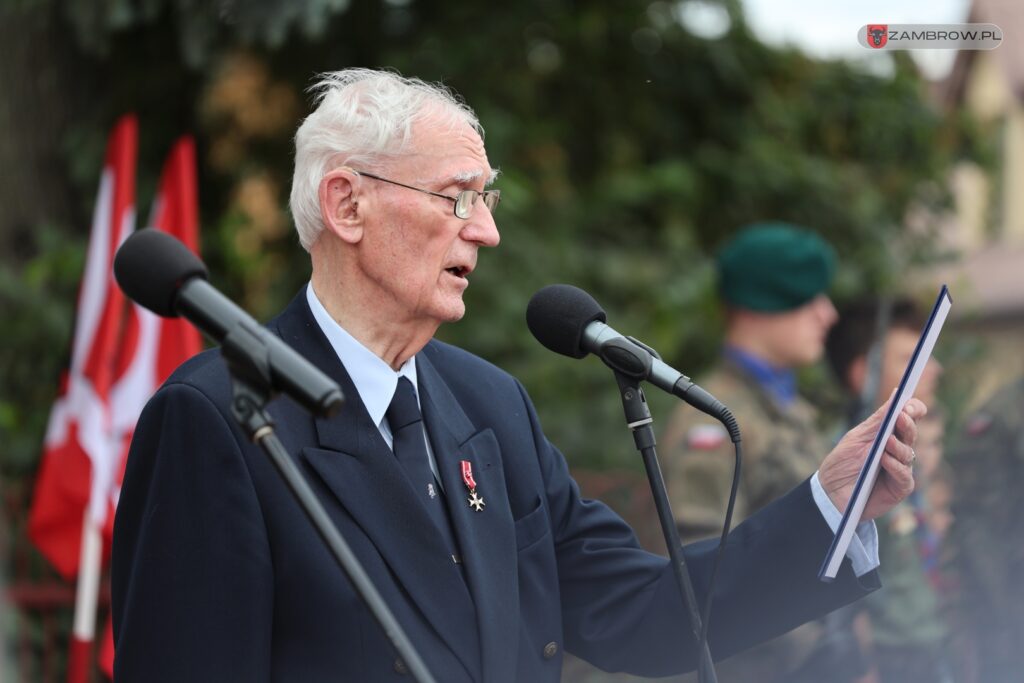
[
  {"x1": 723, "y1": 345, "x2": 797, "y2": 407},
  {"x1": 306, "y1": 283, "x2": 418, "y2": 428}
]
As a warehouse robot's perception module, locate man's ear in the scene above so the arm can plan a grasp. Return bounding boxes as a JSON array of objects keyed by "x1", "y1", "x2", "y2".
[
  {"x1": 319, "y1": 167, "x2": 363, "y2": 244},
  {"x1": 847, "y1": 355, "x2": 867, "y2": 395}
]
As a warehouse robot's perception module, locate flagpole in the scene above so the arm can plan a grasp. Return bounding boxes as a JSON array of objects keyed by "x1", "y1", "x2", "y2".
[
  {"x1": 26, "y1": 114, "x2": 141, "y2": 683},
  {"x1": 68, "y1": 515, "x2": 103, "y2": 683}
]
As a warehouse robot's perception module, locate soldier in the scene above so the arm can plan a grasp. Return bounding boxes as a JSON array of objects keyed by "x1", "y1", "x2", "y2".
[
  {"x1": 825, "y1": 298, "x2": 950, "y2": 683},
  {"x1": 662, "y1": 222, "x2": 854, "y2": 683},
  {"x1": 946, "y1": 376, "x2": 1024, "y2": 683}
]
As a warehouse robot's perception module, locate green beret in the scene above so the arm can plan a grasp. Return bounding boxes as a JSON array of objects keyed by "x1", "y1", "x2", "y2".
[{"x1": 716, "y1": 222, "x2": 835, "y2": 312}]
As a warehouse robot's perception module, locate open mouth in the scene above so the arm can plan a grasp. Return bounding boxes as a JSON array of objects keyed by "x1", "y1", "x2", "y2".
[{"x1": 445, "y1": 266, "x2": 470, "y2": 278}]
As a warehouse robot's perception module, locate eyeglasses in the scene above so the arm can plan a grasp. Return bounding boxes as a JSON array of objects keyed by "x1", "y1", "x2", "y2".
[{"x1": 353, "y1": 170, "x2": 500, "y2": 220}]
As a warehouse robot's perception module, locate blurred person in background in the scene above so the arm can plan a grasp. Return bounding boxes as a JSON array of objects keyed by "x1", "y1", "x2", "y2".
[
  {"x1": 662, "y1": 223, "x2": 870, "y2": 683},
  {"x1": 825, "y1": 297, "x2": 950, "y2": 683},
  {"x1": 945, "y1": 376, "x2": 1024, "y2": 683}
]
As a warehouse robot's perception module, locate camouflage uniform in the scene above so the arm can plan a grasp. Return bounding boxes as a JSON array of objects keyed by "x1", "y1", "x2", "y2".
[
  {"x1": 661, "y1": 222, "x2": 850, "y2": 682},
  {"x1": 662, "y1": 356, "x2": 827, "y2": 682},
  {"x1": 864, "y1": 493, "x2": 951, "y2": 682},
  {"x1": 947, "y1": 377, "x2": 1024, "y2": 683}
]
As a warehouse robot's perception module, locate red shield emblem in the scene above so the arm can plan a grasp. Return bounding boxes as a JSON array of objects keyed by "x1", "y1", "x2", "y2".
[{"x1": 867, "y1": 24, "x2": 888, "y2": 48}]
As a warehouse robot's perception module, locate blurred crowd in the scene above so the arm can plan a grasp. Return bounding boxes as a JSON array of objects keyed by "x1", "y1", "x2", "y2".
[{"x1": 662, "y1": 223, "x2": 1024, "y2": 683}]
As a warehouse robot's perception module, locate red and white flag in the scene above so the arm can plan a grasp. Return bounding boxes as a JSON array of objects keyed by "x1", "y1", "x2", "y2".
[
  {"x1": 28, "y1": 121, "x2": 202, "y2": 682},
  {"x1": 96, "y1": 137, "x2": 203, "y2": 679},
  {"x1": 29, "y1": 115, "x2": 139, "y2": 581},
  {"x1": 105, "y1": 135, "x2": 203, "y2": 532},
  {"x1": 28, "y1": 114, "x2": 138, "y2": 683}
]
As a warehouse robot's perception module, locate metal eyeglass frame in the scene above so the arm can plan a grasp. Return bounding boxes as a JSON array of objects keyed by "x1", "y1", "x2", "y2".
[{"x1": 353, "y1": 170, "x2": 500, "y2": 219}]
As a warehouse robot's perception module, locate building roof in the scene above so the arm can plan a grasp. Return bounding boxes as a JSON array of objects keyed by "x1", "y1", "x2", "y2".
[{"x1": 941, "y1": 0, "x2": 1024, "y2": 106}]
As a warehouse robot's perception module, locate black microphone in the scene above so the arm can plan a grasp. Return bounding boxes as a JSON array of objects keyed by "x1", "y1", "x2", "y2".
[
  {"x1": 526, "y1": 284, "x2": 730, "y2": 424},
  {"x1": 114, "y1": 228, "x2": 344, "y2": 417}
]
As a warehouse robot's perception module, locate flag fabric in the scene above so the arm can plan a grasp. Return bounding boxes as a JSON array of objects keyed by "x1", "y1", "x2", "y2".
[
  {"x1": 28, "y1": 115, "x2": 139, "y2": 580},
  {"x1": 104, "y1": 135, "x2": 203, "y2": 538},
  {"x1": 27, "y1": 121, "x2": 202, "y2": 682},
  {"x1": 96, "y1": 136, "x2": 203, "y2": 679}
]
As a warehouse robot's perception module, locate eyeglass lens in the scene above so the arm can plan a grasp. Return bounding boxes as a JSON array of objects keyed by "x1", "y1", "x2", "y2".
[{"x1": 454, "y1": 190, "x2": 500, "y2": 219}]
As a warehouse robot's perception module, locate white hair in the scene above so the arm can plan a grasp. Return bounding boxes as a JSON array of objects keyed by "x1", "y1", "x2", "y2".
[{"x1": 289, "y1": 68, "x2": 484, "y2": 251}]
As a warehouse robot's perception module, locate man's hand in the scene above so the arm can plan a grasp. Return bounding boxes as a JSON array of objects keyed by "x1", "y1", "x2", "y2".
[{"x1": 818, "y1": 395, "x2": 927, "y2": 521}]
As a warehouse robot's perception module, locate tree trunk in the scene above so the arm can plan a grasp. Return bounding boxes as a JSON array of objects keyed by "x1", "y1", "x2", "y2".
[{"x1": 0, "y1": 3, "x2": 94, "y2": 260}]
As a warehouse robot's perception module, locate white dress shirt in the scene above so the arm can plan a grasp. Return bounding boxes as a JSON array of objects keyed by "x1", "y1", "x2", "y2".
[{"x1": 306, "y1": 283, "x2": 444, "y2": 488}]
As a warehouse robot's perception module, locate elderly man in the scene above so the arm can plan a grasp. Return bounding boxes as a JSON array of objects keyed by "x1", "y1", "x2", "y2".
[{"x1": 112, "y1": 70, "x2": 923, "y2": 683}]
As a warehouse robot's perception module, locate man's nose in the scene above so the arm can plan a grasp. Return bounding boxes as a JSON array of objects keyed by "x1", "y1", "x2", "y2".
[
  {"x1": 818, "y1": 295, "x2": 839, "y2": 325},
  {"x1": 462, "y1": 201, "x2": 500, "y2": 247}
]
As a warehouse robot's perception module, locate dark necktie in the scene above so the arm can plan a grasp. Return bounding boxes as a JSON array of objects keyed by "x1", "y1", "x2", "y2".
[{"x1": 386, "y1": 377, "x2": 462, "y2": 563}]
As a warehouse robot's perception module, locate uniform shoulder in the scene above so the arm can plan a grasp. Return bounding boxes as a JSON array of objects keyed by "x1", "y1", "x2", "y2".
[
  {"x1": 661, "y1": 364, "x2": 751, "y2": 453},
  {"x1": 957, "y1": 376, "x2": 1024, "y2": 444},
  {"x1": 990, "y1": 376, "x2": 1024, "y2": 413},
  {"x1": 699, "y1": 363, "x2": 766, "y2": 416}
]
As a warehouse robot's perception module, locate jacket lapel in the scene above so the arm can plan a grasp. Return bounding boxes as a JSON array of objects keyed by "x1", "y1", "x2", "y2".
[
  {"x1": 269, "y1": 292, "x2": 482, "y2": 680},
  {"x1": 417, "y1": 351, "x2": 519, "y2": 683}
]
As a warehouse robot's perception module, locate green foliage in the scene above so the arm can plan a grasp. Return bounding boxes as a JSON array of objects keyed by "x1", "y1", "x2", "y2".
[
  {"x1": 0, "y1": 225, "x2": 82, "y2": 475},
  {"x1": 2, "y1": 0, "x2": 980, "y2": 479}
]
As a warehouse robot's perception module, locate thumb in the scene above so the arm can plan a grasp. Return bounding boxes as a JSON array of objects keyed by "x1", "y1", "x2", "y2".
[{"x1": 856, "y1": 389, "x2": 896, "y2": 435}]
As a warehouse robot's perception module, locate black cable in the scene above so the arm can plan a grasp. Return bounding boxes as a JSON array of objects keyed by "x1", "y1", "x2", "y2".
[{"x1": 696, "y1": 408, "x2": 742, "y2": 665}]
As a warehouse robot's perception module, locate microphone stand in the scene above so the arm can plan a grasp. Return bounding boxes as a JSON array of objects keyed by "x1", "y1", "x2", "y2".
[
  {"x1": 611, "y1": 369, "x2": 718, "y2": 683},
  {"x1": 221, "y1": 322, "x2": 437, "y2": 683}
]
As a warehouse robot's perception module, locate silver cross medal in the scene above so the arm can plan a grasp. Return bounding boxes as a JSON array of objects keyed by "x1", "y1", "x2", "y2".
[{"x1": 461, "y1": 459, "x2": 485, "y2": 512}]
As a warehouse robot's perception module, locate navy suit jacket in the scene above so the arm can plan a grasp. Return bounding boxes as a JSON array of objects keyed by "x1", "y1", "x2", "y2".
[{"x1": 111, "y1": 291, "x2": 878, "y2": 682}]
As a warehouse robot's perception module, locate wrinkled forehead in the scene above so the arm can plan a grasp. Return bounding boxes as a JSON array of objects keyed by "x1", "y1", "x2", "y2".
[{"x1": 395, "y1": 115, "x2": 498, "y2": 185}]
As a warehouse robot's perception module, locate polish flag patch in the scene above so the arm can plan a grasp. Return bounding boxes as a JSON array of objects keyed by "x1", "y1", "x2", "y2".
[{"x1": 686, "y1": 424, "x2": 729, "y2": 450}]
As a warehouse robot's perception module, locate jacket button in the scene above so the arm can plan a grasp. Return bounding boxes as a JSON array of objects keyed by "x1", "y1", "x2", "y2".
[
  {"x1": 543, "y1": 641, "x2": 559, "y2": 659},
  {"x1": 393, "y1": 658, "x2": 408, "y2": 675}
]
